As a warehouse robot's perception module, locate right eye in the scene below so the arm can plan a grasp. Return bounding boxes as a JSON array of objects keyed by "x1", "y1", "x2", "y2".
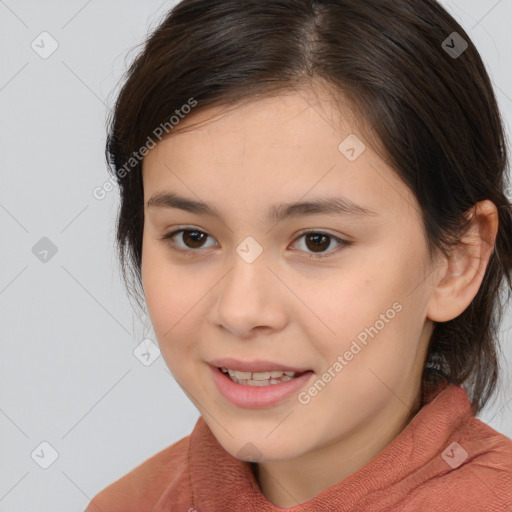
[{"x1": 160, "y1": 228, "x2": 218, "y2": 255}]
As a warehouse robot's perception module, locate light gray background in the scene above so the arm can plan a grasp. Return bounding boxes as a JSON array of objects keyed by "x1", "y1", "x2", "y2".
[{"x1": 0, "y1": 1, "x2": 511, "y2": 511}]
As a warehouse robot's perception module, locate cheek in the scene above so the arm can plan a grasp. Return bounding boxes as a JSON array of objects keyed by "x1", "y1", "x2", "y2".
[
  {"x1": 141, "y1": 255, "x2": 197, "y2": 381},
  {"x1": 316, "y1": 246, "x2": 424, "y2": 364},
  {"x1": 314, "y1": 264, "x2": 388, "y2": 339},
  {"x1": 141, "y1": 238, "x2": 209, "y2": 370},
  {"x1": 141, "y1": 237, "x2": 184, "y2": 340}
]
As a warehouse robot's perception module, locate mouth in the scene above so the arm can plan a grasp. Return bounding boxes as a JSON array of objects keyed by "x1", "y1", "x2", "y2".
[{"x1": 208, "y1": 363, "x2": 315, "y2": 408}]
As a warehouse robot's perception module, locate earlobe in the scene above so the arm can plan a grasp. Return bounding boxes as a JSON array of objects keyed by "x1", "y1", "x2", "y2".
[{"x1": 426, "y1": 200, "x2": 499, "y2": 323}]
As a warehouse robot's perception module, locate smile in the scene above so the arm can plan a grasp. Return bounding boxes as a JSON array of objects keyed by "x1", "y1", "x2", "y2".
[{"x1": 209, "y1": 364, "x2": 315, "y2": 408}]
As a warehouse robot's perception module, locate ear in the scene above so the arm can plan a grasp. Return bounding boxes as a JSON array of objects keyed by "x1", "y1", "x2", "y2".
[{"x1": 426, "y1": 200, "x2": 499, "y2": 322}]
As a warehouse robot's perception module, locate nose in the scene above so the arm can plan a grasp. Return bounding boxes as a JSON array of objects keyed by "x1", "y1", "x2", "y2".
[{"x1": 210, "y1": 249, "x2": 288, "y2": 339}]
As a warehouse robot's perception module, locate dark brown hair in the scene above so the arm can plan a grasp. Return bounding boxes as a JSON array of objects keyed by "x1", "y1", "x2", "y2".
[{"x1": 105, "y1": 0, "x2": 512, "y2": 414}]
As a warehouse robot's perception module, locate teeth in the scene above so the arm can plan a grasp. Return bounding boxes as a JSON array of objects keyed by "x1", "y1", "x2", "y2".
[
  {"x1": 221, "y1": 367, "x2": 297, "y2": 378},
  {"x1": 232, "y1": 375, "x2": 294, "y2": 386},
  {"x1": 220, "y1": 367, "x2": 299, "y2": 385},
  {"x1": 252, "y1": 372, "x2": 269, "y2": 380},
  {"x1": 235, "y1": 370, "x2": 251, "y2": 380}
]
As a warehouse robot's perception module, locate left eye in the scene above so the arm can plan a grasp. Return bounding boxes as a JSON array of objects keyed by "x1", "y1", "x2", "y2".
[
  {"x1": 160, "y1": 228, "x2": 349, "y2": 259},
  {"x1": 291, "y1": 231, "x2": 348, "y2": 258}
]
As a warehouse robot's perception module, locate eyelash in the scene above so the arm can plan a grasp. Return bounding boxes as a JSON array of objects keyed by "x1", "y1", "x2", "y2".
[{"x1": 159, "y1": 227, "x2": 351, "y2": 260}]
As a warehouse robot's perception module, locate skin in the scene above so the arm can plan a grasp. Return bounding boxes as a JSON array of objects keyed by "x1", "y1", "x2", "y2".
[{"x1": 140, "y1": 86, "x2": 498, "y2": 507}]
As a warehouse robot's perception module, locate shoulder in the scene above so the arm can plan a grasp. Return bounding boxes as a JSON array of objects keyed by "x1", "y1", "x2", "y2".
[
  {"x1": 412, "y1": 415, "x2": 512, "y2": 510},
  {"x1": 85, "y1": 433, "x2": 191, "y2": 512},
  {"x1": 463, "y1": 414, "x2": 512, "y2": 473}
]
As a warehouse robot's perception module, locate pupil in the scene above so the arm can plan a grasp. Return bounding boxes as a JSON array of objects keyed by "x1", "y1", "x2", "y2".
[
  {"x1": 306, "y1": 233, "x2": 329, "y2": 252},
  {"x1": 184, "y1": 230, "x2": 205, "y2": 248}
]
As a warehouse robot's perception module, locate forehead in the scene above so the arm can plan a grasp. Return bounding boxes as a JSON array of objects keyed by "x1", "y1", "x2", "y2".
[
  {"x1": 145, "y1": 88, "x2": 356, "y2": 162},
  {"x1": 141, "y1": 90, "x2": 418, "y2": 223}
]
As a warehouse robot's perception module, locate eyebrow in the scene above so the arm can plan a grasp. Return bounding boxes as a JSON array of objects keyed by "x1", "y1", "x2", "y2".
[{"x1": 147, "y1": 192, "x2": 378, "y2": 223}]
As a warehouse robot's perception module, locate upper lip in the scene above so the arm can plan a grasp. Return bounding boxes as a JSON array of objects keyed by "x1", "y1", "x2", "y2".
[{"x1": 209, "y1": 358, "x2": 311, "y2": 373}]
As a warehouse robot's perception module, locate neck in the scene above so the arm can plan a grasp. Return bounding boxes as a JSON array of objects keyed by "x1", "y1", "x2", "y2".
[{"x1": 253, "y1": 388, "x2": 422, "y2": 508}]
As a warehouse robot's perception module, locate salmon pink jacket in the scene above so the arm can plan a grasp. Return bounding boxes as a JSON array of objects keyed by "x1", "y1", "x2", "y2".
[{"x1": 86, "y1": 383, "x2": 512, "y2": 511}]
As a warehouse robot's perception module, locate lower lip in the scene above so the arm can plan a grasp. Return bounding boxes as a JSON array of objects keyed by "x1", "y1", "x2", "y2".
[{"x1": 209, "y1": 365, "x2": 314, "y2": 409}]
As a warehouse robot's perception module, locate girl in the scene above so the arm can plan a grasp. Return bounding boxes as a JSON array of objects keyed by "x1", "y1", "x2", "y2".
[{"x1": 87, "y1": 0, "x2": 512, "y2": 510}]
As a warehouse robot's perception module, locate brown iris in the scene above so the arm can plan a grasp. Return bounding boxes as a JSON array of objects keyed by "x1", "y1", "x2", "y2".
[
  {"x1": 304, "y1": 233, "x2": 330, "y2": 253},
  {"x1": 182, "y1": 230, "x2": 207, "y2": 248}
]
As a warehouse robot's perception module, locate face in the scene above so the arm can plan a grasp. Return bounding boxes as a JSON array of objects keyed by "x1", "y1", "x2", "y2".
[{"x1": 141, "y1": 88, "x2": 438, "y2": 465}]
